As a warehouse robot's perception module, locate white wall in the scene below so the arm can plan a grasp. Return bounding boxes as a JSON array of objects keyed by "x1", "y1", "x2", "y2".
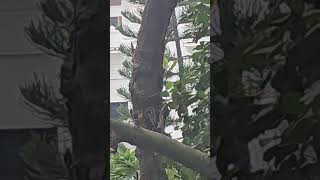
[
  {"x1": 0, "y1": 0, "x2": 63, "y2": 129},
  {"x1": 0, "y1": 0, "x2": 40, "y2": 54},
  {"x1": 110, "y1": 0, "x2": 141, "y2": 31},
  {"x1": 0, "y1": 55, "x2": 62, "y2": 129},
  {"x1": 110, "y1": 51, "x2": 129, "y2": 102}
]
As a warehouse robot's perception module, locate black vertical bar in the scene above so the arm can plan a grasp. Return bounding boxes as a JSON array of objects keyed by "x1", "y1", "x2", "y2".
[
  {"x1": 104, "y1": 0, "x2": 111, "y2": 179},
  {"x1": 209, "y1": 0, "x2": 215, "y2": 158}
]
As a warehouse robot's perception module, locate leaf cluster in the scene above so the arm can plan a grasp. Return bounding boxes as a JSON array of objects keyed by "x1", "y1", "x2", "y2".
[{"x1": 212, "y1": 0, "x2": 320, "y2": 178}]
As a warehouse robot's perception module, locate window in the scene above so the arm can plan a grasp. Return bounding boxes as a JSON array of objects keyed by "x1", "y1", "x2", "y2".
[
  {"x1": 110, "y1": 0, "x2": 121, "y2": 6},
  {"x1": 110, "y1": 102, "x2": 128, "y2": 120},
  {"x1": 110, "y1": 16, "x2": 122, "y2": 28}
]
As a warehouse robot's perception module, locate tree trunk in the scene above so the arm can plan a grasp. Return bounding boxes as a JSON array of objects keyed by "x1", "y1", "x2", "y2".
[
  {"x1": 129, "y1": 0, "x2": 177, "y2": 179},
  {"x1": 60, "y1": 0, "x2": 108, "y2": 179}
]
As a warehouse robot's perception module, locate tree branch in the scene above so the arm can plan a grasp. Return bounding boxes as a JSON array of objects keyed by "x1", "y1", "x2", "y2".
[{"x1": 110, "y1": 119, "x2": 220, "y2": 179}]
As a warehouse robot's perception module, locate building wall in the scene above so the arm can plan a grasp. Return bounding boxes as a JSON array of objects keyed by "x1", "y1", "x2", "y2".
[
  {"x1": 110, "y1": 0, "x2": 140, "y2": 31},
  {"x1": 0, "y1": 55, "x2": 62, "y2": 129},
  {"x1": 0, "y1": 0, "x2": 62, "y2": 129},
  {"x1": 110, "y1": 51, "x2": 129, "y2": 103},
  {"x1": 110, "y1": 49, "x2": 130, "y2": 119},
  {"x1": 0, "y1": 1, "x2": 66, "y2": 176},
  {"x1": 0, "y1": 0, "x2": 40, "y2": 54},
  {"x1": 110, "y1": 3, "x2": 132, "y2": 116}
]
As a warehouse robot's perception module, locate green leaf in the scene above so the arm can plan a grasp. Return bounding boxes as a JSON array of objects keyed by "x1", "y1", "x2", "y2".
[
  {"x1": 168, "y1": 101, "x2": 178, "y2": 109},
  {"x1": 166, "y1": 168, "x2": 180, "y2": 179},
  {"x1": 166, "y1": 81, "x2": 174, "y2": 90},
  {"x1": 162, "y1": 91, "x2": 170, "y2": 97},
  {"x1": 196, "y1": 90, "x2": 205, "y2": 99},
  {"x1": 163, "y1": 57, "x2": 169, "y2": 68}
]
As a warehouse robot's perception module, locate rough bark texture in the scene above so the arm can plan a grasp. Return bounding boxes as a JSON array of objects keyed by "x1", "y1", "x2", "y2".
[
  {"x1": 60, "y1": 0, "x2": 108, "y2": 179},
  {"x1": 129, "y1": 0, "x2": 177, "y2": 179}
]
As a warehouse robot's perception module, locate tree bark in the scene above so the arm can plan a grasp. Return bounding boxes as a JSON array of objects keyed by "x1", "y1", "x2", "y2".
[
  {"x1": 129, "y1": 0, "x2": 177, "y2": 179},
  {"x1": 111, "y1": 119, "x2": 220, "y2": 179},
  {"x1": 60, "y1": 0, "x2": 108, "y2": 179}
]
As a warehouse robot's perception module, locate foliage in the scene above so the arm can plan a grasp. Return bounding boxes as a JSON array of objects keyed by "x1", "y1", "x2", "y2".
[
  {"x1": 165, "y1": 162, "x2": 204, "y2": 180},
  {"x1": 19, "y1": 0, "x2": 75, "y2": 179},
  {"x1": 24, "y1": 0, "x2": 74, "y2": 59},
  {"x1": 19, "y1": 133, "x2": 69, "y2": 180},
  {"x1": 179, "y1": 0, "x2": 210, "y2": 41},
  {"x1": 23, "y1": 0, "x2": 212, "y2": 179},
  {"x1": 110, "y1": 145, "x2": 140, "y2": 180},
  {"x1": 165, "y1": 41, "x2": 210, "y2": 152},
  {"x1": 21, "y1": 0, "x2": 320, "y2": 179},
  {"x1": 115, "y1": 103, "x2": 132, "y2": 122},
  {"x1": 212, "y1": 0, "x2": 320, "y2": 178},
  {"x1": 20, "y1": 0, "x2": 74, "y2": 125},
  {"x1": 114, "y1": 0, "x2": 210, "y2": 178},
  {"x1": 19, "y1": 73, "x2": 67, "y2": 125}
]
